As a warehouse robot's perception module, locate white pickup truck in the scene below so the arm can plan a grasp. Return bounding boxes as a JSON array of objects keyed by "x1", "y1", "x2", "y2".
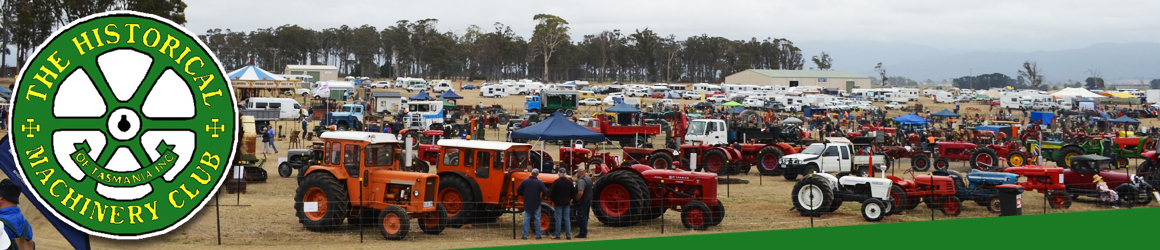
[{"x1": 778, "y1": 137, "x2": 887, "y2": 180}]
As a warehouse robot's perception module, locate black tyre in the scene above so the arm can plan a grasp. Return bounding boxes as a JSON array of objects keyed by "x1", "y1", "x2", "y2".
[
  {"x1": 861, "y1": 198, "x2": 887, "y2": 222},
  {"x1": 648, "y1": 152, "x2": 674, "y2": 170},
  {"x1": 586, "y1": 158, "x2": 605, "y2": 176},
  {"x1": 681, "y1": 200, "x2": 712, "y2": 230},
  {"x1": 941, "y1": 196, "x2": 962, "y2": 216},
  {"x1": 294, "y1": 172, "x2": 350, "y2": 232},
  {"x1": 336, "y1": 123, "x2": 349, "y2": 131},
  {"x1": 933, "y1": 158, "x2": 950, "y2": 172},
  {"x1": 703, "y1": 149, "x2": 729, "y2": 174},
  {"x1": 378, "y1": 205, "x2": 410, "y2": 240},
  {"x1": 278, "y1": 162, "x2": 293, "y2": 178},
  {"x1": 538, "y1": 203, "x2": 556, "y2": 234},
  {"x1": 438, "y1": 175, "x2": 478, "y2": 227},
  {"x1": 889, "y1": 185, "x2": 908, "y2": 213},
  {"x1": 678, "y1": 158, "x2": 691, "y2": 171},
  {"x1": 418, "y1": 203, "x2": 449, "y2": 235},
  {"x1": 412, "y1": 160, "x2": 430, "y2": 173},
  {"x1": 1114, "y1": 184, "x2": 1141, "y2": 208},
  {"x1": 791, "y1": 176, "x2": 833, "y2": 217},
  {"x1": 911, "y1": 154, "x2": 931, "y2": 172},
  {"x1": 988, "y1": 197, "x2": 1001, "y2": 213},
  {"x1": 708, "y1": 200, "x2": 725, "y2": 227},
  {"x1": 970, "y1": 148, "x2": 998, "y2": 171},
  {"x1": 756, "y1": 147, "x2": 785, "y2": 176},
  {"x1": 1057, "y1": 146, "x2": 1085, "y2": 169},
  {"x1": 593, "y1": 171, "x2": 650, "y2": 227}
]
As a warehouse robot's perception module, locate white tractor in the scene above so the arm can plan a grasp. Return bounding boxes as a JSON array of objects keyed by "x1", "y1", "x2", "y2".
[{"x1": 791, "y1": 171, "x2": 897, "y2": 222}]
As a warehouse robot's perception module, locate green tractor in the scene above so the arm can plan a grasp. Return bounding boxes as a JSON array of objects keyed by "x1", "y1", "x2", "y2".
[{"x1": 1028, "y1": 136, "x2": 1151, "y2": 169}]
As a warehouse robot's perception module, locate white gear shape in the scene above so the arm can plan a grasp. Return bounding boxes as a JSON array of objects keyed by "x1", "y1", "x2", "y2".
[{"x1": 51, "y1": 49, "x2": 198, "y2": 201}]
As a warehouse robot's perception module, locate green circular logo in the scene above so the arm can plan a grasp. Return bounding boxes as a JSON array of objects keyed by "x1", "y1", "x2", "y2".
[{"x1": 7, "y1": 11, "x2": 237, "y2": 239}]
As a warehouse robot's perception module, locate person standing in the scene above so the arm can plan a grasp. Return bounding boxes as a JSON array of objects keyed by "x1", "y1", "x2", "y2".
[
  {"x1": 550, "y1": 171, "x2": 574, "y2": 240},
  {"x1": 261, "y1": 126, "x2": 273, "y2": 154},
  {"x1": 0, "y1": 179, "x2": 33, "y2": 250},
  {"x1": 572, "y1": 169, "x2": 593, "y2": 238},
  {"x1": 301, "y1": 118, "x2": 309, "y2": 139},
  {"x1": 264, "y1": 125, "x2": 279, "y2": 154},
  {"x1": 516, "y1": 169, "x2": 549, "y2": 240}
]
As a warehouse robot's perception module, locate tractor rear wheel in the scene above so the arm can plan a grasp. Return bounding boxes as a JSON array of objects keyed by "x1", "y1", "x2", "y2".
[
  {"x1": 988, "y1": 197, "x2": 1002, "y2": 213},
  {"x1": 681, "y1": 201, "x2": 712, "y2": 230},
  {"x1": 933, "y1": 158, "x2": 950, "y2": 172},
  {"x1": 1049, "y1": 190, "x2": 1074, "y2": 208},
  {"x1": 708, "y1": 200, "x2": 725, "y2": 227},
  {"x1": 439, "y1": 176, "x2": 478, "y2": 227},
  {"x1": 649, "y1": 152, "x2": 674, "y2": 170},
  {"x1": 678, "y1": 158, "x2": 691, "y2": 171},
  {"x1": 791, "y1": 176, "x2": 833, "y2": 217},
  {"x1": 911, "y1": 154, "x2": 931, "y2": 172},
  {"x1": 278, "y1": 162, "x2": 293, "y2": 178},
  {"x1": 1058, "y1": 146, "x2": 1085, "y2": 169},
  {"x1": 1007, "y1": 151, "x2": 1027, "y2": 167},
  {"x1": 294, "y1": 173, "x2": 350, "y2": 232},
  {"x1": 941, "y1": 196, "x2": 962, "y2": 216},
  {"x1": 403, "y1": 131, "x2": 421, "y2": 148},
  {"x1": 757, "y1": 147, "x2": 785, "y2": 176},
  {"x1": 418, "y1": 203, "x2": 449, "y2": 235},
  {"x1": 889, "y1": 185, "x2": 908, "y2": 213},
  {"x1": 378, "y1": 205, "x2": 410, "y2": 240},
  {"x1": 411, "y1": 160, "x2": 430, "y2": 173},
  {"x1": 593, "y1": 171, "x2": 650, "y2": 227},
  {"x1": 861, "y1": 198, "x2": 887, "y2": 222},
  {"x1": 970, "y1": 148, "x2": 999, "y2": 171},
  {"x1": 704, "y1": 149, "x2": 729, "y2": 174}
]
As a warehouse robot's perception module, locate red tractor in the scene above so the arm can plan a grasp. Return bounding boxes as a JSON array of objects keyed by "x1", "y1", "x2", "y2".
[
  {"x1": 676, "y1": 115, "x2": 802, "y2": 176},
  {"x1": 933, "y1": 141, "x2": 998, "y2": 173},
  {"x1": 885, "y1": 170, "x2": 960, "y2": 215},
  {"x1": 882, "y1": 145, "x2": 932, "y2": 172},
  {"x1": 593, "y1": 165, "x2": 725, "y2": 230},
  {"x1": 1003, "y1": 165, "x2": 1074, "y2": 209},
  {"x1": 974, "y1": 131, "x2": 1030, "y2": 170},
  {"x1": 557, "y1": 145, "x2": 621, "y2": 176}
]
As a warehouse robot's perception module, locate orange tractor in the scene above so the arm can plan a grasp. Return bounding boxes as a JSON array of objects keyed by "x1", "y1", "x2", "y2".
[{"x1": 294, "y1": 131, "x2": 449, "y2": 240}]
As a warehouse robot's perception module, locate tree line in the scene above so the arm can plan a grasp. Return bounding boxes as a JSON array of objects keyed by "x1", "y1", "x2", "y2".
[
  {"x1": 0, "y1": 0, "x2": 187, "y2": 75},
  {"x1": 198, "y1": 14, "x2": 807, "y2": 83}
]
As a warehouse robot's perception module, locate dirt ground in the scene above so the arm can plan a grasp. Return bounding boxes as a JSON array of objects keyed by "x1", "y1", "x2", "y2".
[{"x1": 8, "y1": 81, "x2": 1160, "y2": 249}]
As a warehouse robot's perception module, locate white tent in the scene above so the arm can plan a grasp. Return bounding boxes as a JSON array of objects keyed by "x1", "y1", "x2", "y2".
[{"x1": 1052, "y1": 87, "x2": 1103, "y2": 98}]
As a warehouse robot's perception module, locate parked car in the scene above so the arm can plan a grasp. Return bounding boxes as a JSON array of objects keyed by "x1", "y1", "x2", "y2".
[
  {"x1": 707, "y1": 94, "x2": 729, "y2": 103},
  {"x1": 461, "y1": 84, "x2": 476, "y2": 90},
  {"x1": 650, "y1": 92, "x2": 665, "y2": 99},
  {"x1": 579, "y1": 98, "x2": 602, "y2": 106},
  {"x1": 885, "y1": 102, "x2": 905, "y2": 110},
  {"x1": 369, "y1": 81, "x2": 392, "y2": 88}
]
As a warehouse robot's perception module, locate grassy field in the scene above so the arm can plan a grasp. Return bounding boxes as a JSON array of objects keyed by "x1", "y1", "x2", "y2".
[{"x1": 7, "y1": 81, "x2": 1159, "y2": 249}]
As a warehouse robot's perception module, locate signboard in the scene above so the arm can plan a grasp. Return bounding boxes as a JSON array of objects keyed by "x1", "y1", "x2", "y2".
[{"x1": 818, "y1": 78, "x2": 827, "y2": 82}]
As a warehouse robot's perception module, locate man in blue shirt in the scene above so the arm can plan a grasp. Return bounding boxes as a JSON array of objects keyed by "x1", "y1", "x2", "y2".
[
  {"x1": 0, "y1": 179, "x2": 32, "y2": 248},
  {"x1": 301, "y1": 118, "x2": 309, "y2": 139},
  {"x1": 515, "y1": 169, "x2": 549, "y2": 240}
]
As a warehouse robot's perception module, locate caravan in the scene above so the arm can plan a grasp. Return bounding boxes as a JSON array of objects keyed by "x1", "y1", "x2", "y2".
[
  {"x1": 934, "y1": 91, "x2": 954, "y2": 103},
  {"x1": 247, "y1": 97, "x2": 305, "y2": 120},
  {"x1": 312, "y1": 81, "x2": 356, "y2": 99},
  {"x1": 480, "y1": 84, "x2": 511, "y2": 98},
  {"x1": 1000, "y1": 93, "x2": 1023, "y2": 109},
  {"x1": 432, "y1": 80, "x2": 453, "y2": 93}
]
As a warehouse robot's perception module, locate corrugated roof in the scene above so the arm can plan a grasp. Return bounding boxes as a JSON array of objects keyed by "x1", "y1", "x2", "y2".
[{"x1": 744, "y1": 69, "x2": 870, "y2": 79}]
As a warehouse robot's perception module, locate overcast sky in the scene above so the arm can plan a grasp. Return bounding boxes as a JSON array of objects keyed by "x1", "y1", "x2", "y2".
[{"x1": 185, "y1": 0, "x2": 1160, "y2": 52}]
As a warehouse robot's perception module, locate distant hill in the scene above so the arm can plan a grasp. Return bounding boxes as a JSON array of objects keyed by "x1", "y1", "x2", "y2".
[{"x1": 799, "y1": 41, "x2": 1160, "y2": 83}]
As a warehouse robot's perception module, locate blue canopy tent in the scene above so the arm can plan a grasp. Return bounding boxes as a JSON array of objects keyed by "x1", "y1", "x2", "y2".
[
  {"x1": 1108, "y1": 115, "x2": 1140, "y2": 124},
  {"x1": 728, "y1": 106, "x2": 746, "y2": 114},
  {"x1": 605, "y1": 103, "x2": 641, "y2": 114},
  {"x1": 410, "y1": 91, "x2": 435, "y2": 101},
  {"x1": 510, "y1": 112, "x2": 608, "y2": 173},
  {"x1": 892, "y1": 114, "x2": 930, "y2": 124},
  {"x1": 0, "y1": 140, "x2": 91, "y2": 249},
  {"x1": 931, "y1": 109, "x2": 960, "y2": 118},
  {"x1": 1029, "y1": 111, "x2": 1055, "y2": 125},
  {"x1": 439, "y1": 90, "x2": 463, "y2": 99}
]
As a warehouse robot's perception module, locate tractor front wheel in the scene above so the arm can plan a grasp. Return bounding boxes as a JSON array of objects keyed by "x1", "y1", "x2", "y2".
[
  {"x1": 418, "y1": 203, "x2": 449, "y2": 235},
  {"x1": 941, "y1": 196, "x2": 962, "y2": 216},
  {"x1": 681, "y1": 201, "x2": 712, "y2": 230},
  {"x1": 411, "y1": 160, "x2": 430, "y2": 173},
  {"x1": 861, "y1": 198, "x2": 887, "y2": 222},
  {"x1": 988, "y1": 197, "x2": 1002, "y2": 213},
  {"x1": 539, "y1": 203, "x2": 556, "y2": 233},
  {"x1": 294, "y1": 173, "x2": 350, "y2": 232},
  {"x1": 1007, "y1": 151, "x2": 1027, "y2": 167},
  {"x1": 278, "y1": 162, "x2": 293, "y2": 178},
  {"x1": 970, "y1": 148, "x2": 998, "y2": 171},
  {"x1": 378, "y1": 205, "x2": 410, "y2": 240},
  {"x1": 911, "y1": 154, "x2": 931, "y2": 172},
  {"x1": 1048, "y1": 190, "x2": 1073, "y2": 209},
  {"x1": 649, "y1": 152, "x2": 674, "y2": 170},
  {"x1": 933, "y1": 158, "x2": 950, "y2": 172},
  {"x1": 704, "y1": 149, "x2": 729, "y2": 174}
]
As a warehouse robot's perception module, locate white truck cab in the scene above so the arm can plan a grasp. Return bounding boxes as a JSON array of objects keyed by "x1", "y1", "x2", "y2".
[{"x1": 685, "y1": 119, "x2": 729, "y2": 145}]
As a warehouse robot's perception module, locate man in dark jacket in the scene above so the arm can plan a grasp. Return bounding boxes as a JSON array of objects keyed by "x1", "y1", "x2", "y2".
[
  {"x1": 572, "y1": 169, "x2": 593, "y2": 238},
  {"x1": 550, "y1": 169, "x2": 574, "y2": 240},
  {"x1": 515, "y1": 169, "x2": 549, "y2": 239}
]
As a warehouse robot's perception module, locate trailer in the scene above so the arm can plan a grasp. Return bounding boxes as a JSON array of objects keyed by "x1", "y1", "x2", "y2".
[{"x1": 577, "y1": 114, "x2": 662, "y2": 147}]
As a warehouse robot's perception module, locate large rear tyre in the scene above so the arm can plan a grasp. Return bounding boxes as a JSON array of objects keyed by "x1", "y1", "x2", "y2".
[
  {"x1": 378, "y1": 205, "x2": 410, "y2": 240},
  {"x1": 970, "y1": 148, "x2": 999, "y2": 171},
  {"x1": 593, "y1": 171, "x2": 650, "y2": 227},
  {"x1": 438, "y1": 176, "x2": 478, "y2": 227},
  {"x1": 889, "y1": 185, "x2": 909, "y2": 213},
  {"x1": 681, "y1": 201, "x2": 712, "y2": 230},
  {"x1": 703, "y1": 149, "x2": 729, "y2": 174},
  {"x1": 1058, "y1": 146, "x2": 1085, "y2": 169},
  {"x1": 791, "y1": 176, "x2": 833, "y2": 217},
  {"x1": 418, "y1": 203, "x2": 449, "y2": 235},
  {"x1": 911, "y1": 154, "x2": 931, "y2": 172},
  {"x1": 294, "y1": 173, "x2": 350, "y2": 232},
  {"x1": 757, "y1": 147, "x2": 785, "y2": 176},
  {"x1": 649, "y1": 152, "x2": 674, "y2": 170}
]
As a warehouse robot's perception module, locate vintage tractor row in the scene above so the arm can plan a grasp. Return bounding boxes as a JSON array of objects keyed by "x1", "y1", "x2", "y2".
[
  {"x1": 1030, "y1": 136, "x2": 1153, "y2": 169},
  {"x1": 293, "y1": 132, "x2": 449, "y2": 241},
  {"x1": 882, "y1": 141, "x2": 999, "y2": 172},
  {"x1": 791, "y1": 172, "x2": 897, "y2": 222},
  {"x1": 888, "y1": 169, "x2": 1019, "y2": 215},
  {"x1": 430, "y1": 139, "x2": 726, "y2": 231}
]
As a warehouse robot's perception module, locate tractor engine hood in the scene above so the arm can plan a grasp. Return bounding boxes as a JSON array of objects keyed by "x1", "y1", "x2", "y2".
[
  {"x1": 966, "y1": 170, "x2": 1019, "y2": 184},
  {"x1": 640, "y1": 169, "x2": 718, "y2": 185}
]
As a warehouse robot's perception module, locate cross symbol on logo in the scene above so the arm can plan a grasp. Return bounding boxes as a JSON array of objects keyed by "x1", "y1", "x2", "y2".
[
  {"x1": 21, "y1": 119, "x2": 39, "y2": 137},
  {"x1": 205, "y1": 118, "x2": 225, "y2": 138}
]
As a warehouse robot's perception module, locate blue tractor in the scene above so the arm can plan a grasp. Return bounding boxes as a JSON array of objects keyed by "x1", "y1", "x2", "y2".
[{"x1": 932, "y1": 170, "x2": 1018, "y2": 213}]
